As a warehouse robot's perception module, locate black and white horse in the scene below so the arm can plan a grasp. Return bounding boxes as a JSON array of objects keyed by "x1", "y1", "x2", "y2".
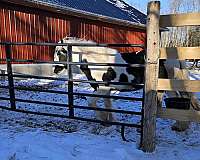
[
  {"x1": 53, "y1": 37, "x2": 145, "y2": 122},
  {"x1": 54, "y1": 37, "x2": 200, "y2": 131}
]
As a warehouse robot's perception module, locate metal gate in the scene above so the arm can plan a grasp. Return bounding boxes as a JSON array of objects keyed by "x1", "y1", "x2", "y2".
[{"x1": 0, "y1": 42, "x2": 145, "y2": 144}]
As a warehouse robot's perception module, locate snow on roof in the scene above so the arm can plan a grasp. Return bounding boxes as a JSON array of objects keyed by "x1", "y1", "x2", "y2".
[{"x1": 28, "y1": 0, "x2": 146, "y2": 24}]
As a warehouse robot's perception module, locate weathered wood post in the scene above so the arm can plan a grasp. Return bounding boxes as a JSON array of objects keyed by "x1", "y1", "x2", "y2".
[{"x1": 141, "y1": 1, "x2": 160, "y2": 152}]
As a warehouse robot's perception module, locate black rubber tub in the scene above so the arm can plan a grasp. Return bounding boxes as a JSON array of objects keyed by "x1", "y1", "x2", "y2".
[{"x1": 164, "y1": 97, "x2": 191, "y2": 110}]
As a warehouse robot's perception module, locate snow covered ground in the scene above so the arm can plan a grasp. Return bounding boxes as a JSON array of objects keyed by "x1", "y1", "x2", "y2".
[{"x1": 0, "y1": 69, "x2": 200, "y2": 160}]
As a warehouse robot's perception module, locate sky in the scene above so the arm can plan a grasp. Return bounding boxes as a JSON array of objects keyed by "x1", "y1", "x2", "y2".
[
  {"x1": 124, "y1": 0, "x2": 200, "y2": 14},
  {"x1": 124, "y1": 0, "x2": 170, "y2": 14}
]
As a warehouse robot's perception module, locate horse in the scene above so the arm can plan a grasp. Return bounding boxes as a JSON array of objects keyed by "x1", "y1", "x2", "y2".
[
  {"x1": 53, "y1": 37, "x2": 145, "y2": 122},
  {"x1": 53, "y1": 37, "x2": 200, "y2": 131}
]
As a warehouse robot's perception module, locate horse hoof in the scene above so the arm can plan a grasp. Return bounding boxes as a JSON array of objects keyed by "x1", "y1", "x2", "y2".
[
  {"x1": 171, "y1": 126, "x2": 186, "y2": 132},
  {"x1": 171, "y1": 121, "x2": 190, "y2": 132},
  {"x1": 136, "y1": 128, "x2": 142, "y2": 133},
  {"x1": 101, "y1": 122, "x2": 112, "y2": 127}
]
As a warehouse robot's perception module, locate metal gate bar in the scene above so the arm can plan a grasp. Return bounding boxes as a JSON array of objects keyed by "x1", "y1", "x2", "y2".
[
  {"x1": 0, "y1": 96, "x2": 142, "y2": 115},
  {"x1": 0, "y1": 42, "x2": 144, "y2": 48},
  {"x1": 5, "y1": 44, "x2": 16, "y2": 109},
  {"x1": 11, "y1": 73, "x2": 144, "y2": 87},
  {"x1": 0, "y1": 105, "x2": 141, "y2": 128},
  {"x1": 1, "y1": 58, "x2": 145, "y2": 67},
  {"x1": 0, "y1": 85, "x2": 143, "y2": 101}
]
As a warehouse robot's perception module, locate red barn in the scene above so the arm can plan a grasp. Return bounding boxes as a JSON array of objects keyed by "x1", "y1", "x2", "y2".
[{"x1": 0, "y1": 0, "x2": 146, "y2": 62}]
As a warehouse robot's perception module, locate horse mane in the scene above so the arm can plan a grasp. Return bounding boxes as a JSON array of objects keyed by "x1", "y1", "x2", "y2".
[{"x1": 61, "y1": 37, "x2": 95, "y2": 44}]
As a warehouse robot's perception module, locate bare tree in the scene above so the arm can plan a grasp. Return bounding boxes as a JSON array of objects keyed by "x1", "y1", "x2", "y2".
[{"x1": 161, "y1": 0, "x2": 199, "y2": 48}]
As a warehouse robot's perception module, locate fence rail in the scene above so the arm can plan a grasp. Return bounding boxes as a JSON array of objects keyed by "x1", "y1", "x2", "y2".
[
  {"x1": 157, "y1": 79, "x2": 200, "y2": 92},
  {"x1": 160, "y1": 12, "x2": 200, "y2": 27},
  {"x1": 159, "y1": 47, "x2": 200, "y2": 60}
]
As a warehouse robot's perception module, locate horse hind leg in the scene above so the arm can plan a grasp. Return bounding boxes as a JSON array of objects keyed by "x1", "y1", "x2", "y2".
[{"x1": 171, "y1": 121, "x2": 191, "y2": 132}]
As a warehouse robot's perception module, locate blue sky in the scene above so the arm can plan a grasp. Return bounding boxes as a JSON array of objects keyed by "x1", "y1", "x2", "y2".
[{"x1": 124, "y1": 0, "x2": 169, "y2": 14}]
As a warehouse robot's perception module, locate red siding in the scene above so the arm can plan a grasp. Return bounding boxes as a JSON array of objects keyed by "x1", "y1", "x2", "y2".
[
  {"x1": 0, "y1": 9, "x2": 5, "y2": 59},
  {"x1": 0, "y1": 2, "x2": 146, "y2": 63}
]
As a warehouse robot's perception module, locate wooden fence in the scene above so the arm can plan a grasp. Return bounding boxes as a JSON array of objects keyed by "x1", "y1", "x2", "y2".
[
  {"x1": 0, "y1": 0, "x2": 199, "y2": 153},
  {"x1": 141, "y1": 1, "x2": 200, "y2": 152}
]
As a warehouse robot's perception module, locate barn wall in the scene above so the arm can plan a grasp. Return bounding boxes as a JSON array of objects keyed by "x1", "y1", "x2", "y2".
[{"x1": 0, "y1": 2, "x2": 146, "y2": 62}]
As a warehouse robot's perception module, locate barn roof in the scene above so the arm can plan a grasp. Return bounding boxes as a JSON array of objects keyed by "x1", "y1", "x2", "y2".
[
  {"x1": 3, "y1": 0, "x2": 147, "y2": 29},
  {"x1": 35, "y1": 0, "x2": 146, "y2": 25}
]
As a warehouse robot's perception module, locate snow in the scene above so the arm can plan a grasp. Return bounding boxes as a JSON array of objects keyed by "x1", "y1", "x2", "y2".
[
  {"x1": 0, "y1": 129, "x2": 142, "y2": 160},
  {"x1": 106, "y1": 0, "x2": 146, "y2": 24},
  {"x1": 0, "y1": 69, "x2": 200, "y2": 160}
]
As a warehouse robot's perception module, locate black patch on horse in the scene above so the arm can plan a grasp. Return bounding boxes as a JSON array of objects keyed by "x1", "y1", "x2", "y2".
[
  {"x1": 61, "y1": 47, "x2": 68, "y2": 54},
  {"x1": 126, "y1": 67, "x2": 144, "y2": 84},
  {"x1": 54, "y1": 65, "x2": 67, "y2": 74},
  {"x1": 120, "y1": 50, "x2": 145, "y2": 84},
  {"x1": 56, "y1": 47, "x2": 68, "y2": 57},
  {"x1": 119, "y1": 73, "x2": 128, "y2": 82},
  {"x1": 80, "y1": 59, "x2": 99, "y2": 91},
  {"x1": 102, "y1": 67, "x2": 116, "y2": 85},
  {"x1": 120, "y1": 50, "x2": 145, "y2": 64}
]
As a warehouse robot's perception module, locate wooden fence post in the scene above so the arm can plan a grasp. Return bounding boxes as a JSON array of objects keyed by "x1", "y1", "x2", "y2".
[{"x1": 141, "y1": 1, "x2": 160, "y2": 152}]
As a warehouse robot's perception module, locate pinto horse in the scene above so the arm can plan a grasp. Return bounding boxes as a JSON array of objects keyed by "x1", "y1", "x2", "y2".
[
  {"x1": 54, "y1": 37, "x2": 200, "y2": 131},
  {"x1": 53, "y1": 37, "x2": 145, "y2": 122}
]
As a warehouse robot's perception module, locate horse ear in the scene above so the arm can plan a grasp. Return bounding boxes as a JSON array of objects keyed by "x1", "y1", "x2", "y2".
[{"x1": 61, "y1": 39, "x2": 64, "y2": 48}]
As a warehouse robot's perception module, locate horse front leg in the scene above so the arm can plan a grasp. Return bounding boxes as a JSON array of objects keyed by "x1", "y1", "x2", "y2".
[
  {"x1": 101, "y1": 89, "x2": 114, "y2": 122},
  {"x1": 88, "y1": 86, "x2": 114, "y2": 122},
  {"x1": 88, "y1": 91, "x2": 101, "y2": 120}
]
